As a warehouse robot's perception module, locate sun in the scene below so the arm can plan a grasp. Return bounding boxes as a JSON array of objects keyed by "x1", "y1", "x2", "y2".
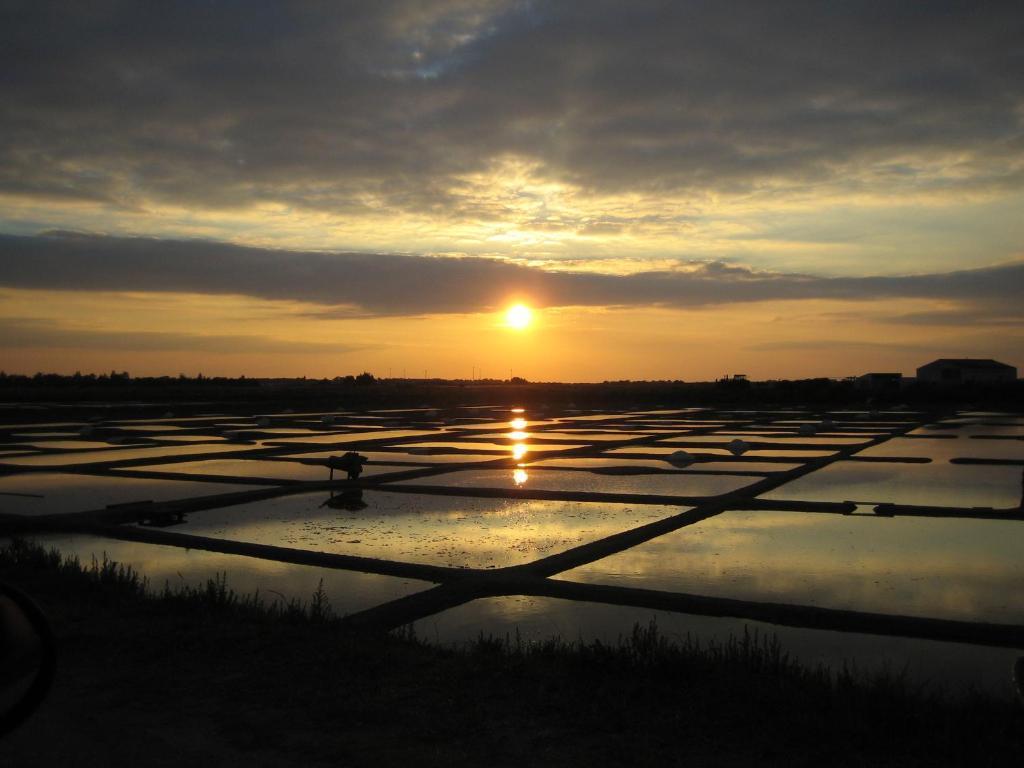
[{"x1": 505, "y1": 303, "x2": 533, "y2": 330}]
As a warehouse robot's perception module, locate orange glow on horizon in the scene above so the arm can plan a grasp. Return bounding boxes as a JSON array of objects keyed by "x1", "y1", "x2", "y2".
[{"x1": 2, "y1": 288, "x2": 1014, "y2": 382}]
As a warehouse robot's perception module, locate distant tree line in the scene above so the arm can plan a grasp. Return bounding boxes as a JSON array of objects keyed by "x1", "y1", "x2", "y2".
[
  {"x1": 0, "y1": 371, "x2": 384, "y2": 387},
  {"x1": 0, "y1": 371, "x2": 259, "y2": 387},
  {"x1": 0, "y1": 370, "x2": 1018, "y2": 411}
]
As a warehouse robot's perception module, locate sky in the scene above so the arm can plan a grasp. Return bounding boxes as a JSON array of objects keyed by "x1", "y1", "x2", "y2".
[{"x1": 1, "y1": 0, "x2": 1022, "y2": 381}]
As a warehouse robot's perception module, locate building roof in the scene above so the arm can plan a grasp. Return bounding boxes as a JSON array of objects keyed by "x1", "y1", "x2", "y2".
[{"x1": 918, "y1": 358, "x2": 1015, "y2": 370}]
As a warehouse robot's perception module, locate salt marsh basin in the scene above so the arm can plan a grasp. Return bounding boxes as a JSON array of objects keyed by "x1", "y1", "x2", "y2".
[{"x1": 3, "y1": 404, "x2": 1023, "y2": 696}]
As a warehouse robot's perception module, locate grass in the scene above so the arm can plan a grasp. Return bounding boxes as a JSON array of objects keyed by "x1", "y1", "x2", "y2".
[
  {"x1": 1, "y1": 537, "x2": 1021, "y2": 767},
  {"x1": 0, "y1": 536, "x2": 332, "y2": 623}
]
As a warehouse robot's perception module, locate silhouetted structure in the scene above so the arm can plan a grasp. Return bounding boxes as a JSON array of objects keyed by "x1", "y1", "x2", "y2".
[
  {"x1": 326, "y1": 451, "x2": 368, "y2": 480},
  {"x1": 917, "y1": 359, "x2": 1016, "y2": 385}
]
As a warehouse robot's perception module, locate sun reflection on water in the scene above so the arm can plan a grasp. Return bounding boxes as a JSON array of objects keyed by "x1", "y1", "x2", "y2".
[{"x1": 512, "y1": 468, "x2": 529, "y2": 486}]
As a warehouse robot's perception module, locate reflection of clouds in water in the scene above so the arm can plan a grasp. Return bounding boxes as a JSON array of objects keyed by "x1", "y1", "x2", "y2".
[
  {"x1": 660, "y1": 434, "x2": 870, "y2": 445},
  {"x1": 608, "y1": 445, "x2": 836, "y2": 458},
  {"x1": 395, "y1": 469, "x2": 756, "y2": 497},
  {"x1": 860, "y1": 435, "x2": 1024, "y2": 462},
  {"x1": 125, "y1": 459, "x2": 334, "y2": 481},
  {"x1": 33, "y1": 533, "x2": 428, "y2": 616},
  {"x1": 0, "y1": 472, "x2": 260, "y2": 516},
  {"x1": 417, "y1": 597, "x2": 1023, "y2": 696},
  {"x1": 269, "y1": 429, "x2": 437, "y2": 444},
  {"x1": 392, "y1": 441, "x2": 583, "y2": 451},
  {"x1": 562, "y1": 512, "x2": 1024, "y2": 622},
  {"x1": 1, "y1": 442, "x2": 255, "y2": 466},
  {"x1": 909, "y1": 419, "x2": 1024, "y2": 439},
  {"x1": 764, "y1": 461, "x2": 1022, "y2": 507}
]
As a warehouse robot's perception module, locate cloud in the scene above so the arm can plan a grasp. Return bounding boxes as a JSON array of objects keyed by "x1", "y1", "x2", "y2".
[
  {"x1": 1, "y1": 0, "x2": 1022, "y2": 223},
  {"x1": 0, "y1": 316, "x2": 367, "y2": 354},
  {"x1": 1, "y1": 231, "x2": 1022, "y2": 317},
  {"x1": 877, "y1": 309, "x2": 1024, "y2": 326}
]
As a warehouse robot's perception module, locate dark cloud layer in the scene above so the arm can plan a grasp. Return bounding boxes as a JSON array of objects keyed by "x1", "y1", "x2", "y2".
[
  {"x1": 0, "y1": 316, "x2": 362, "y2": 354},
  {"x1": 1, "y1": 1, "x2": 1022, "y2": 217},
  {"x1": 2, "y1": 232, "x2": 1021, "y2": 317}
]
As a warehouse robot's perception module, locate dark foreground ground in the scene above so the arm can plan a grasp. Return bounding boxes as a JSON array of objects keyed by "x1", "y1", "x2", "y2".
[{"x1": 1, "y1": 540, "x2": 1021, "y2": 767}]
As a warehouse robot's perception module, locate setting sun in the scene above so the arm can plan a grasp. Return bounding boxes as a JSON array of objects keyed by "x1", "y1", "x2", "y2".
[{"x1": 504, "y1": 303, "x2": 533, "y2": 330}]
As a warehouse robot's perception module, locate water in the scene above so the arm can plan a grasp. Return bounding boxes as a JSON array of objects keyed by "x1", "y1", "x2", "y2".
[
  {"x1": 414, "y1": 597, "x2": 1021, "y2": 697},
  {"x1": 556, "y1": 510, "x2": 1024, "y2": 623},
  {"x1": 166, "y1": 490, "x2": 680, "y2": 569},
  {"x1": 0, "y1": 442, "x2": 257, "y2": 467},
  {"x1": 0, "y1": 472, "x2": 264, "y2": 516},
  {"x1": 281, "y1": 449, "x2": 506, "y2": 465},
  {"x1": 33, "y1": 533, "x2": 431, "y2": 616},
  {"x1": 760, "y1": 461, "x2": 1020, "y2": 508},
  {"x1": 392, "y1": 468, "x2": 758, "y2": 497},
  {"x1": 121, "y1": 458, "x2": 412, "y2": 482},
  {"x1": 265, "y1": 429, "x2": 439, "y2": 444}
]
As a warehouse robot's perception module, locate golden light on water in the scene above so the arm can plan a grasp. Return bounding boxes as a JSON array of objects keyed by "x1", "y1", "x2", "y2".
[
  {"x1": 510, "y1": 417, "x2": 527, "y2": 430},
  {"x1": 508, "y1": 430, "x2": 529, "y2": 440},
  {"x1": 504, "y1": 303, "x2": 533, "y2": 330},
  {"x1": 512, "y1": 468, "x2": 529, "y2": 486},
  {"x1": 511, "y1": 443, "x2": 528, "y2": 460}
]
